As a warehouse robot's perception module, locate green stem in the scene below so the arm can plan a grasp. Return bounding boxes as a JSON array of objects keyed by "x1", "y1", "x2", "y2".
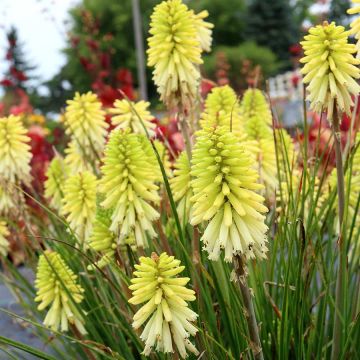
[
  {"x1": 331, "y1": 107, "x2": 347, "y2": 360},
  {"x1": 234, "y1": 255, "x2": 264, "y2": 360}
]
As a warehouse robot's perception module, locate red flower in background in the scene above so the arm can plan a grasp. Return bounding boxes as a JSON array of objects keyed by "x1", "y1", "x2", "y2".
[
  {"x1": 27, "y1": 125, "x2": 53, "y2": 192},
  {"x1": 0, "y1": 78, "x2": 13, "y2": 87},
  {"x1": 297, "y1": 98, "x2": 360, "y2": 173}
]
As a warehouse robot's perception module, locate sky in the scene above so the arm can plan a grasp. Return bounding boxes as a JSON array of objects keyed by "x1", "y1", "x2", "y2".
[{"x1": 0, "y1": 0, "x2": 79, "y2": 85}]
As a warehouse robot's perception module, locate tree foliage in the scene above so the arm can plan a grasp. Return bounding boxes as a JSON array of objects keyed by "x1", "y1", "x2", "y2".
[{"x1": 246, "y1": 0, "x2": 299, "y2": 66}]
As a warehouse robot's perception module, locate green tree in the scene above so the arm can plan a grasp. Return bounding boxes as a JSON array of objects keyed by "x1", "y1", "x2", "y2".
[
  {"x1": 62, "y1": 0, "x2": 158, "y2": 92},
  {"x1": 245, "y1": 0, "x2": 299, "y2": 66},
  {"x1": 329, "y1": 0, "x2": 351, "y2": 25},
  {"x1": 0, "y1": 27, "x2": 40, "y2": 114},
  {"x1": 190, "y1": 0, "x2": 247, "y2": 46}
]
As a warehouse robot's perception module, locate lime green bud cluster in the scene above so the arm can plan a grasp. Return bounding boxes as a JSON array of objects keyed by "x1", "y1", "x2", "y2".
[
  {"x1": 44, "y1": 156, "x2": 69, "y2": 212},
  {"x1": 99, "y1": 130, "x2": 160, "y2": 248},
  {"x1": 129, "y1": 252, "x2": 198, "y2": 358},
  {"x1": 193, "y1": 10, "x2": 213, "y2": 52},
  {"x1": 88, "y1": 202, "x2": 117, "y2": 270},
  {"x1": 170, "y1": 152, "x2": 193, "y2": 222},
  {"x1": 64, "y1": 92, "x2": 108, "y2": 171},
  {"x1": 200, "y1": 85, "x2": 243, "y2": 135},
  {"x1": 147, "y1": 0, "x2": 203, "y2": 109},
  {"x1": 348, "y1": 1, "x2": 360, "y2": 57},
  {"x1": 191, "y1": 126, "x2": 268, "y2": 261},
  {"x1": 34, "y1": 250, "x2": 86, "y2": 334},
  {"x1": 0, "y1": 115, "x2": 32, "y2": 183},
  {"x1": 240, "y1": 89, "x2": 277, "y2": 191},
  {"x1": 140, "y1": 138, "x2": 172, "y2": 182},
  {"x1": 0, "y1": 220, "x2": 10, "y2": 257},
  {"x1": 62, "y1": 171, "x2": 97, "y2": 245},
  {"x1": 300, "y1": 22, "x2": 360, "y2": 119},
  {"x1": 241, "y1": 89, "x2": 272, "y2": 126},
  {"x1": 109, "y1": 99, "x2": 156, "y2": 136}
]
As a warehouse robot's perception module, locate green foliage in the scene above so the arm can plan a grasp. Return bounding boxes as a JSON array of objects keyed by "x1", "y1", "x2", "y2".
[
  {"x1": 1, "y1": 124, "x2": 359, "y2": 359},
  {"x1": 190, "y1": 0, "x2": 247, "y2": 46},
  {"x1": 246, "y1": 0, "x2": 299, "y2": 65},
  {"x1": 62, "y1": 0, "x2": 157, "y2": 92},
  {"x1": 203, "y1": 42, "x2": 280, "y2": 89},
  {"x1": 329, "y1": 0, "x2": 352, "y2": 25}
]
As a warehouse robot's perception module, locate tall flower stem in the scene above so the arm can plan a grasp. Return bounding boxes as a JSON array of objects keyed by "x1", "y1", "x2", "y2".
[
  {"x1": 331, "y1": 106, "x2": 347, "y2": 360},
  {"x1": 177, "y1": 106, "x2": 193, "y2": 160},
  {"x1": 234, "y1": 255, "x2": 264, "y2": 360}
]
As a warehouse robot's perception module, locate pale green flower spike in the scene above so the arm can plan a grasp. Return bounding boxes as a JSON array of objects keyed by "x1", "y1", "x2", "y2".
[
  {"x1": 300, "y1": 21, "x2": 360, "y2": 120},
  {"x1": 147, "y1": 0, "x2": 203, "y2": 109},
  {"x1": 170, "y1": 152, "x2": 193, "y2": 222},
  {"x1": 62, "y1": 171, "x2": 97, "y2": 245},
  {"x1": 240, "y1": 89, "x2": 277, "y2": 191},
  {"x1": 191, "y1": 126, "x2": 269, "y2": 262},
  {"x1": 348, "y1": 1, "x2": 360, "y2": 58},
  {"x1": 0, "y1": 220, "x2": 10, "y2": 257},
  {"x1": 88, "y1": 201, "x2": 117, "y2": 270},
  {"x1": 192, "y1": 10, "x2": 214, "y2": 53},
  {"x1": 64, "y1": 140, "x2": 96, "y2": 174},
  {"x1": 109, "y1": 99, "x2": 156, "y2": 136},
  {"x1": 0, "y1": 115, "x2": 32, "y2": 183},
  {"x1": 200, "y1": 85, "x2": 244, "y2": 136},
  {"x1": 99, "y1": 129, "x2": 160, "y2": 248},
  {"x1": 44, "y1": 156, "x2": 69, "y2": 212},
  {"x1": 64, "y1": 91, "x2": 108, "y2": 160},
  {"x1": 129, "y1": 252, "x2": 199, "y2": 358},
  {"x1": 35, "y1": 250, "x2": 86, "y2": 334}
]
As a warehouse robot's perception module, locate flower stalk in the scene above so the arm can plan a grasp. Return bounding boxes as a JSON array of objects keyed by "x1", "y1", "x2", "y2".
[
  {"x1": 233, "y1": 255, "x2": 264, "y2": 360},
  {"x1": 331, "y1": 106, "x2": 347, "y2": 360}
]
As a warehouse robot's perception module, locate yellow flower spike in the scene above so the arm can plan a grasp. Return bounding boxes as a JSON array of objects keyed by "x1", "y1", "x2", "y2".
[
  {"x1": 147, "y1": 0, "x2": 203, "y2": 109},
  {"x1": 0, "y1": 181, "x2": 25, "y2": 216},
  {"x1": 44, "y1": 156, "x2": 69, "y2": 212},
  {"x1": 99, "y1": 130, "x2": 160, "y2": 248},
  {"x1": 300, "y1": 21, "x2": 360, "y2": 119},
  {"x1": 154, "y1": 140, "x2": 172, "y2": 180},
  {"x1": 274, "y1": 128, "x2": 298, "y2": 212},
  {"x1": 192, "y1": 10, "x2": 214, "y2": 52},
  {"x1": 191, "y1": 126, "x2": 268, "y2": 262},
  {"x1": 62, "y1": 171, "x2": 97, "y2": 246},
  {"x1": 129, "y1": 252, "x2": 199, "y2": 358},
  {"x1": 109, "y1": 99, "x2": 156, "y2": 136},
  {"x1": 34, "y1": 250, "x2": 86, "y2": 334},
  {"x1": 241, "y1": 89, "x2": 272, "y2": 126},
  {"x1": 170, "y1": 152, "x2": 193, "y2": 222},
  {"x1": 64, "y1": 140, "x2": 96, "y2": 174},
  {"x1": 240, "y1": 89, "x2": 277, "y2": 191},
  {"x1": 200, "y1": 85, "x2": 244, "y2": 135},
  {"x1": 323, "y1": 138, "x2": 360, "y2": 233},
  {"x1": 0, "y1": 115, "x2": 32, "y2": 183},
  {"x1": 0, "y1": 221, "x2": 10, "y2": 257},
  {"x1": 64, "y1": 91, "x2": 108, "y2": 159},
  {"x1": 348, "y1": 1, "x2": 360, "y2": 58},
  {"x1": 274, "y1": 129, "x2": 296, "y2": 172}
]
